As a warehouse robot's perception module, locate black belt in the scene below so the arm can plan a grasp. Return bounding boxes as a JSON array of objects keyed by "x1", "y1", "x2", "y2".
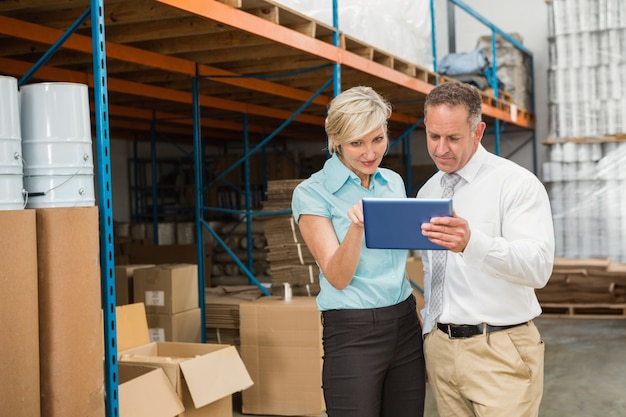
[{"x1": 437, "y1": 321, "x2": 527, "y2": 339}]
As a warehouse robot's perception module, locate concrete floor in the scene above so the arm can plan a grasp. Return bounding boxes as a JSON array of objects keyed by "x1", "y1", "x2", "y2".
[{"x1": 233, "y1": 317, "x2": 626, "y2": 417}]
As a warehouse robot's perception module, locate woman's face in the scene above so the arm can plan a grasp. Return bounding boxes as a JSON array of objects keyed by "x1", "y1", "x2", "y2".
[{"x1": 338, "y1": 126, "x2": 388, "y2": 186}]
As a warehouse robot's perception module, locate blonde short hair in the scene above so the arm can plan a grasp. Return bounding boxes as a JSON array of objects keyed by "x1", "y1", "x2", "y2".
[{"x1": 325, "y1": 86, "x2": 392, "y2": 154}]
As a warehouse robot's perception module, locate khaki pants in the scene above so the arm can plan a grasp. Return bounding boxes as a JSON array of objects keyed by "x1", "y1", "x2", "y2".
[{"x1": 424, "y1": 321, "x2": 544, "y2": 417}]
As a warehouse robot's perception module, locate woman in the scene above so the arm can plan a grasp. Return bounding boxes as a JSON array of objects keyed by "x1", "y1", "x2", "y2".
[{"x1": 291, "y1": 86, "x2": 425, "y2": 417}]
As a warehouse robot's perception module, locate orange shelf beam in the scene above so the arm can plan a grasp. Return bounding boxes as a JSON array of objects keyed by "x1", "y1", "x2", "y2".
[
  {"x1": 0, "y1": 56, "x2": 325, "y2": 126},
  {"x1": 157, "y1": 0, "x2": 532, "y2": 128},
  {"x1": 0, "y1": 15, "x2": 329, "y2": 108}
]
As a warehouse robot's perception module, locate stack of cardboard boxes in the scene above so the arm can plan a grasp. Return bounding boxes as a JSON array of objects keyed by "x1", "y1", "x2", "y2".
[
  {"x1": 0, "y1": 207, "x2": 255, "y2": 417},
  {"x1": 0, "y1": 207, "x2": 104, "y2": 417},
  {"x1": 114, "y1": 263, "x2": 154, "y2": 306},
  {"x1": 133, "y1": 264, "x2": 202, "y2": 343}
]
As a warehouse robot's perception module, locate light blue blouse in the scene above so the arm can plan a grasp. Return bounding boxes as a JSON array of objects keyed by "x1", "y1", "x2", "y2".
[{"x1": 291, "y1": 153, "x2": 412, "y2": 311}]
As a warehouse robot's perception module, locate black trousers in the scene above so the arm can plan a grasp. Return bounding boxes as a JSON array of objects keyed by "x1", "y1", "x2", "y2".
[{"x1": 321, "y1": 295, "x2": 426, "y2": 417}]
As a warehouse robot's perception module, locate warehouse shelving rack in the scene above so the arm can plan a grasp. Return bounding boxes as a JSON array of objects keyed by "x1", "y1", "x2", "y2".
[
  {"x1": 0, "y1": 1, "x2": 535, "y2": 415},
  {"x1": 442, "y1": 0, "x2": 537, "y2": 169}
]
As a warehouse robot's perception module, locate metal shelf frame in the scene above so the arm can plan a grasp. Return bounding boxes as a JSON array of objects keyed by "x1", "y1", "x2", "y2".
[
  {"x1": 438, "y1": 0, "x2": 538, "y2": 172},
  {"x1": 13, "y1": 1, "x2": 119, "y2": 414}
]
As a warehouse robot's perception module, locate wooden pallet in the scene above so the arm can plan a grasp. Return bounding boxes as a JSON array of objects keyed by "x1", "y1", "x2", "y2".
[
  {"x1": 484, "y1": 87, "x2": 515, "y2": 104},
  {"x1": 540, "y1": 303, "x2": 626, "y2": 319}
]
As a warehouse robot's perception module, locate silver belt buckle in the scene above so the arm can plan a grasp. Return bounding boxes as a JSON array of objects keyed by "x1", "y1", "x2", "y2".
[{"x1": 447, "y1": 324, "x2": 453, "y2": 338}]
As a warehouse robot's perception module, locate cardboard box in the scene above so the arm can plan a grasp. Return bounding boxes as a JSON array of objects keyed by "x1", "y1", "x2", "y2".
[
  {"x1": 115, "y1": 264, "x2": 155, "y2": 305},
  {"x1": 147, "y1": 308, "x2": 202, "y2": 343},
  {"x1": 406, "y1": 256, "x2": 425, "y2": 311},
  {"x1": 117, "y1": 303, "x2": 253, "y2": 417},
  {"x1": 119, "y1": 363, "x2": 184, "y2": 417},
  {"x1": 0, "y1": 209, "x2": 40, "y2": 417},
  {"x1": 134, "y1": 264, "x2": 199, "y2": 314},
  {"x1": 239, "y1": 296, "x2": 325, "y2": 416},
  {"x1": 128, "y1": 241, "x2": 212, "y2": 286},
  {"x1": 36, "y1": 207, "x2": 105, "y2": 417}
]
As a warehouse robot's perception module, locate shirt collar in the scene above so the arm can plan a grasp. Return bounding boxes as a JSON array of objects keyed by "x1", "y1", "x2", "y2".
[
  {"x1": 458, "y1": 144, "x2": 487, "y2": 183},
  {"x1": 323, "y1": 153, "x2": 390, "y2": 194},
  {"x1": 441, "y1": 143, "x2": 487, "y2": 185}
]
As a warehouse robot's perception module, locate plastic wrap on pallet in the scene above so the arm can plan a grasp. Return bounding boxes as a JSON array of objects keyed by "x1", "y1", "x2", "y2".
[
  {"x1": 272, "y1": 0, "x2": 432, "y2": 69},
  {"x1": 547, "y1": 0, "x2": 626, "y2": 140},
  {"x1": 476, "y1": 33, "x2": 532, "y2": 111},
  {"x1": 543, "y1": 141, "x2": 626, "y2": 262}
]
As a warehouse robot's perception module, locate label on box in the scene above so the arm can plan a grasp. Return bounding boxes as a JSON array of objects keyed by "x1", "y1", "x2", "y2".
[
  {"x1": 149, "y1": 327, "x2": 166, "y2": 342},
  {"x1": 144, "y1": 290, "x2": 165, "y2": 306}
]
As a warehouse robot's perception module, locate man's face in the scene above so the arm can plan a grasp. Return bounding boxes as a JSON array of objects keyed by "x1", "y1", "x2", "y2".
[{"x1": 424, "y1": 104, "x2": 485, "y2": 173}]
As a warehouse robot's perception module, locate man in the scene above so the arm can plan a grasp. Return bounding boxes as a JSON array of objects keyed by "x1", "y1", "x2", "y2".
[{"x1": 418, "y1": 81, "x2": 555, "y2": 417}]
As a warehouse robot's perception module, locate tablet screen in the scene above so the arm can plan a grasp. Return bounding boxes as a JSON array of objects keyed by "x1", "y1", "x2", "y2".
[{"x1": 362, "y1": 198, "x2": 453, "y2": 250}]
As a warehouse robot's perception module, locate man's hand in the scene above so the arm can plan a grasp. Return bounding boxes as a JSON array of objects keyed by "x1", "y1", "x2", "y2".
[{"x1": 421, "y1": 210, "x2": 471, "y2": 253}]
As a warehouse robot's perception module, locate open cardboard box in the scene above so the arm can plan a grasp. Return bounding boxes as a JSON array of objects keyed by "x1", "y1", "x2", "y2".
[
  {"x1": 116, "y1": 303, "x2": 253, "y2": 417},
  {"x1": 119, "y1": 363, "x2": 184, "y2": 417}
]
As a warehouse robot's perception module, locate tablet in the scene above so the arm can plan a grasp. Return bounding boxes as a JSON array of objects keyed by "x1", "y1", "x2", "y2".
[{"x1": 362, "y1": 198, "x2": 453, "y2": 250}]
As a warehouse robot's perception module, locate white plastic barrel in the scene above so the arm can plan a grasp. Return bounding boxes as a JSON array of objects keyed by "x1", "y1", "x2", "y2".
[
  {"x1": 22, "y1": 174, "x2": 95, "y2": 209},
  {"x1": 0, "y1": 75, "x2": 22, "y2": 174},
  {"x1": 0, "y1": 175, "x2": 25, "y2": 210},
  {"x1": 0, "y1": 75, "x2": 25, "y2": 210},
  {"x1": 19, "y1": 82, "x2": 95, "y2": 208}
]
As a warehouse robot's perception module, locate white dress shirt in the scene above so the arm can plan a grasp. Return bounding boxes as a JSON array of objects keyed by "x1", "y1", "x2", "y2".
[{"x1": 417, "y1": 145, "x2": 555, "y2": 335}]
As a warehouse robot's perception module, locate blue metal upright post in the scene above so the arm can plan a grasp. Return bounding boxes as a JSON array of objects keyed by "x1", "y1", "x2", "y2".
[
  {"x1": 404, "y1": 130, "x2": 412, "y2": 196},
  {"x1": 90, "y1": 1, "x2": 118, "y2": 416},
  {"x1": 242, "y1": 114, "x2": 255, "y2": 280},
  {"x1": 150, "y1": 119, "x2": 159, "y2": 243},
  {"x1": 448, "y1": 0, "x2": 532, "y2": 56},
  {"x1": 489, "y1": 30, "x2": 501, "y2": 156},
  {"x1": 332, "y1": 0, "x2": 341, "y2": 96},
  {"x1": 132, "y1": 139, "x2": 141, "y2": 223},
  {"x1": 430, "y1": 0, "x2": 438, "y2": 76},
  {"x1": 192, "y1": 74, "x2": 207, "y2": 342},
  {"x1": 445, "y1": 0, "x2": 536, "y2": 162}
]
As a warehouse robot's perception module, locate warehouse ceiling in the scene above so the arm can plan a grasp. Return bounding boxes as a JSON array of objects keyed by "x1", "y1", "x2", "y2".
[{"x1": 0, "y1": 0, "x2": 534, "y2": 145}]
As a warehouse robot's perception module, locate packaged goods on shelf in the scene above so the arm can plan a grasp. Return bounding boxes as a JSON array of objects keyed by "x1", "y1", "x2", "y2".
[
  {"x1": 536, "y1": 257, "x2": 626, "y2": 318},
  {"x1": 477, "y1": 33, "x2": 532, "y2": 111},
  {"x1": 114, "y1": 264, "x2": 155, "y2": 306},
  {"x1": 273, "y1": 0, "x2": 432, "y2": 69},
  {"x1": 547, "y1": 0, "x2": 626, "y2": 139},
  {"x1": 146, "y1": 307, "x2": 202, "y2": 343},
  {"x1": 269, "y1": 264, "x2": 320, "y2": 296},
  {"x1": 133, "y1": 264, "x2": 199, "y2": 315},
  {"x1": 261, "y1": 179, "x2": 321, "y2": 295},
  {"x1": 204, "y1": 285, "x2": 264, "y2": 347},
  {"x1": 543, "y1": 140, "x2": 626, "y2": 262}
]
